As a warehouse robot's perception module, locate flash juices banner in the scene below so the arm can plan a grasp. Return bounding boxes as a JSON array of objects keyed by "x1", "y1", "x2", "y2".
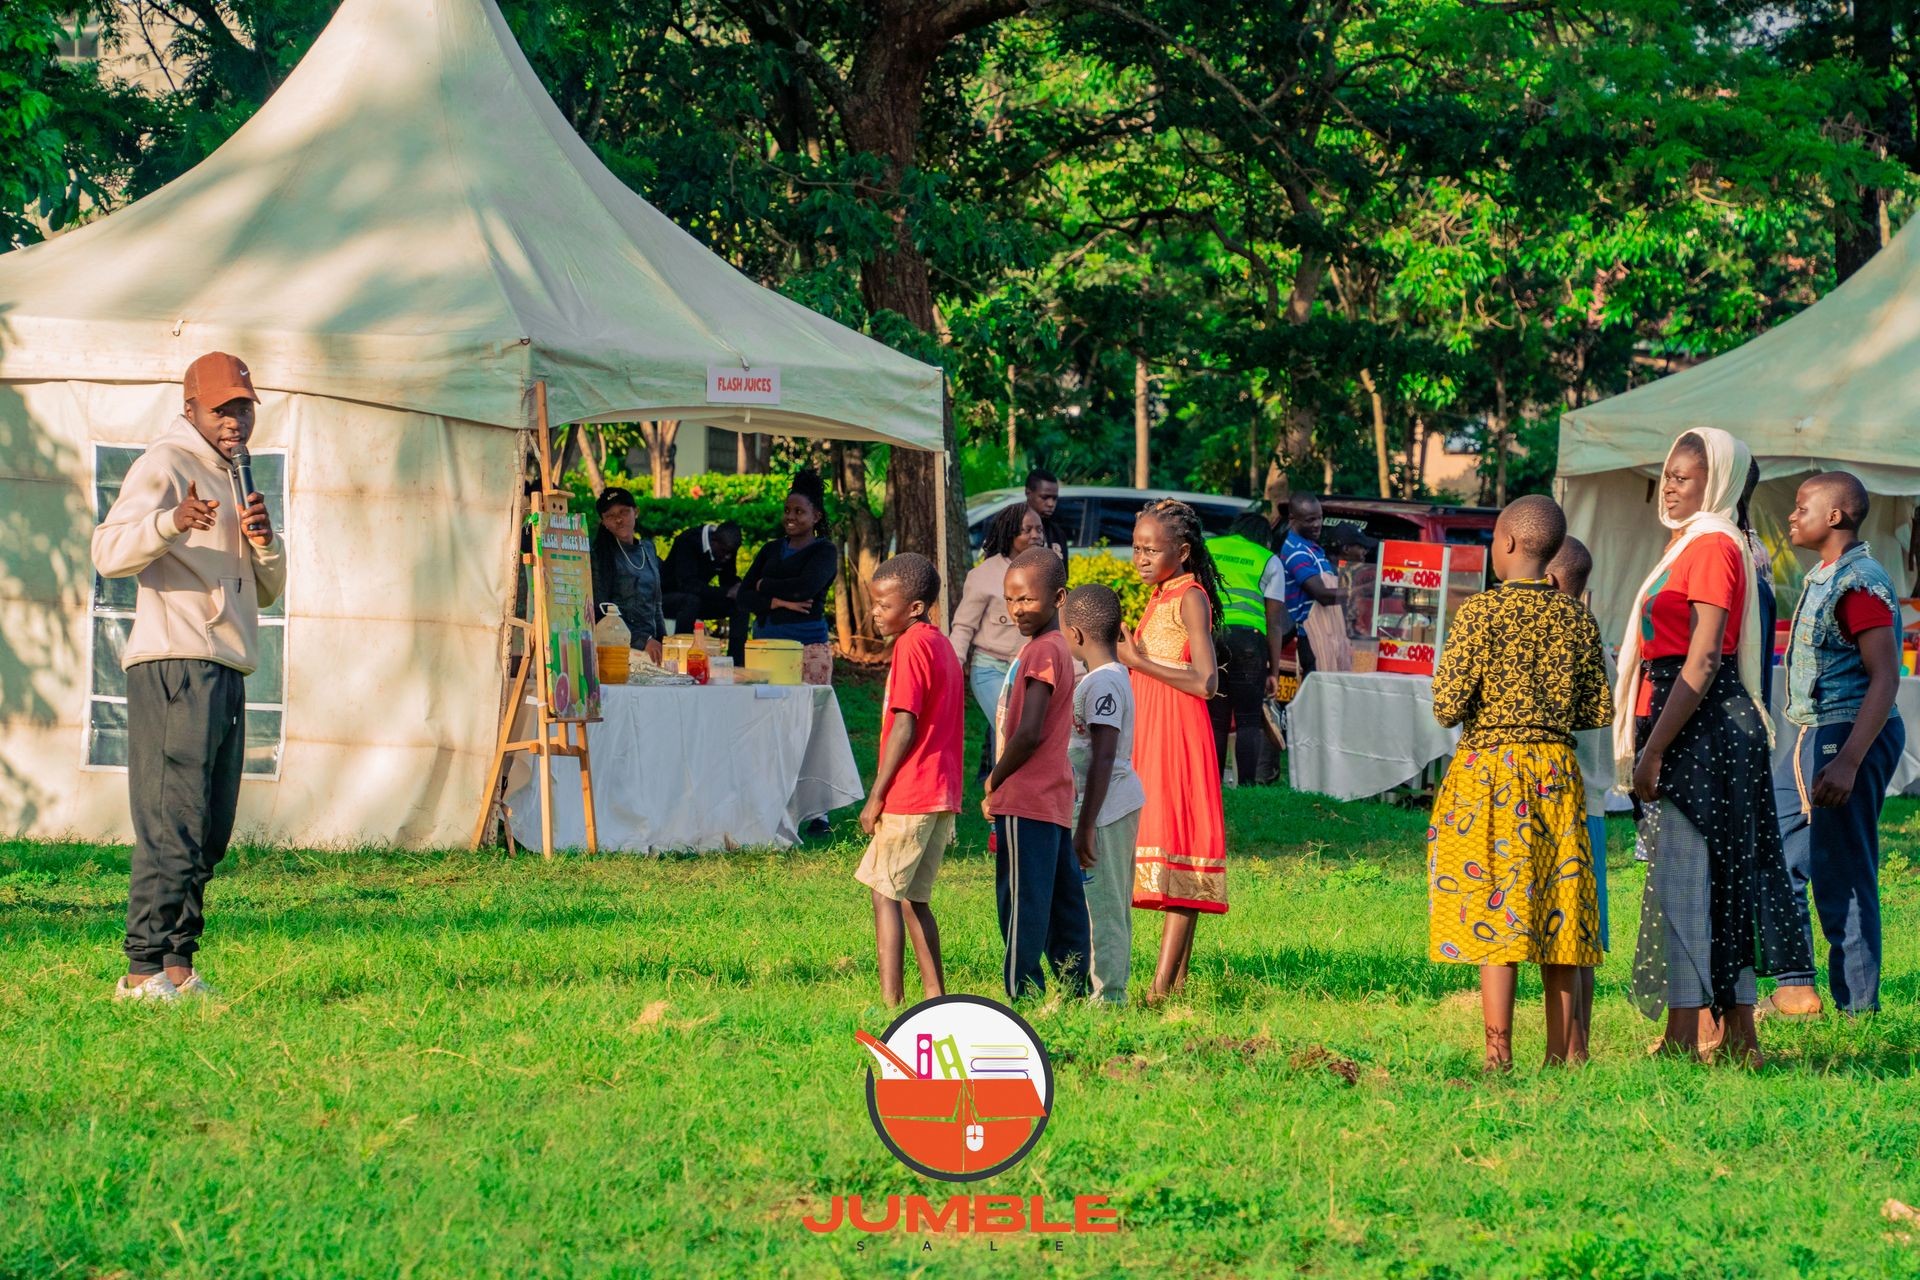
[{"x1": 706, "y1": 364, "x2": 782, "y2": 404}]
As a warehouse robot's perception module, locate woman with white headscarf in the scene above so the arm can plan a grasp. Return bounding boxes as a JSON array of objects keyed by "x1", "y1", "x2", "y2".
[{"x1": 1614, "y1": 428, "x2": 1809, "y2": 1065}]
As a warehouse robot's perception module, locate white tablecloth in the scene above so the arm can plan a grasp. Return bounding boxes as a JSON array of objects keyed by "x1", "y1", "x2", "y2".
[
  {"x1": 1290, "y1": 671, "x2": 1920, "y2": 804},
  {"x1": 1286, "y1": 672, "x2": 1461, "y2": 801},
  {"x1": 504, "y1": 684, "x2": 864, "y2": 852}
]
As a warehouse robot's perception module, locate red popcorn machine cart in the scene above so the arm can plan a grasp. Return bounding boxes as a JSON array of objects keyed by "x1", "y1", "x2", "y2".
[{"x1": 1371, "y1": 540, "x2": 1486, "y2": 676}]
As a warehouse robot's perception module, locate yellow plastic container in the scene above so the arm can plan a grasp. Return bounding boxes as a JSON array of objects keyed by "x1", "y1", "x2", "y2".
[{"x1": 744, "y1": 638, "x2": 804, "y2": 686}]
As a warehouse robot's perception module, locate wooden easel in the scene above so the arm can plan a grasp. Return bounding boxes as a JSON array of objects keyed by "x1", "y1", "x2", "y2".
[{"x1": 470, "y1": 381, "x2": 600, "y2": 858}]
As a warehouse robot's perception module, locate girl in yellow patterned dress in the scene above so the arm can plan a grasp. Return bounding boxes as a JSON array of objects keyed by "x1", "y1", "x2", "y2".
[{"x1": 1429, "y1": 496, "x2": 1612, "y2": 1070}]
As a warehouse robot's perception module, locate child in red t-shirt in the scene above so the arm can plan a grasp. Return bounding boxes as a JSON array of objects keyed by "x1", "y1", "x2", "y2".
[
  {"x1": 984, "y1": 547, "x2": 1089, "y2": 1000},
  {"x1": 856, "y1": 553, "x2": 965, "y2": 1007}
]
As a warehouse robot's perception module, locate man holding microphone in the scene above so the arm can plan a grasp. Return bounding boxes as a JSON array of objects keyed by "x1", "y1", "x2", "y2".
[{"x1": 93, "y1": 352, "x2": 286, "y2": 1001}]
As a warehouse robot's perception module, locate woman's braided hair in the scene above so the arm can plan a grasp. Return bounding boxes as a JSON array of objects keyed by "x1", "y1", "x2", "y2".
[
  {"x1": 1138, "y1": 497, "x2": 1225, "y2": 635},
  {"x1": 982, "y1": 502, "x2": 1033, "y2": 560}
]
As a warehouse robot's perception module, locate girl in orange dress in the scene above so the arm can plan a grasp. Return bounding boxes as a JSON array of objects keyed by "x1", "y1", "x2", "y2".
[{"x1": 1118, "y1": 499, "x2": 1228, "y2": 1002}]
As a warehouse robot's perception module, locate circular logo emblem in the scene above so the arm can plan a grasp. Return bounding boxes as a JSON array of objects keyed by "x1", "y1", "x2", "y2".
[{"x1": 857, "y1": 994, "x2": 1053, "y2": 1182}]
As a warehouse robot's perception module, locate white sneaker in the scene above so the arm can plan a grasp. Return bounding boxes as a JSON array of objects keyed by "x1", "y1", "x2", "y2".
[
  {"x1": 174, "y1": 973, "x2": 218, "y2": 998},
  {"x1": 114, "y1": 974, "x2": 180, "y2": 1003}
]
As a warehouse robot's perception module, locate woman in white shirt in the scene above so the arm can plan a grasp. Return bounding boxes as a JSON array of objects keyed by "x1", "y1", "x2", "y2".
[{"x1": 949, "y1": 503, "x2": 1044, "y2": 779}]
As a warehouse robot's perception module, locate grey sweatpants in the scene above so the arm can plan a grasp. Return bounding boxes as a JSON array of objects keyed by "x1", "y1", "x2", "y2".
[
  {"x1": 1084, "y1": 809, "x2": 1141, "y2": 1004},
  {"x1": 125, "y1": 659, "x2": 246, "y2": 975}
]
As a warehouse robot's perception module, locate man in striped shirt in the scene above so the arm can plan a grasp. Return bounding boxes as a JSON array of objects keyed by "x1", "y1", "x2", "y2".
[{"x1": 1280, "y1": 494, "x2": 1342, "y2": 674}]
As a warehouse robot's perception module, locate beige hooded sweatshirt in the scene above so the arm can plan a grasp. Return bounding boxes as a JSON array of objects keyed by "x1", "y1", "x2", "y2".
[{"x1": 91, "y1": 416, "x2": 288, "y2": 675}]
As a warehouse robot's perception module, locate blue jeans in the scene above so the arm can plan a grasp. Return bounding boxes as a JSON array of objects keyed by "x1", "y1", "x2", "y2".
[
  {"x1": 993, "y1": 816, "x2": 1090, "y2": 1000},
  {"x1": 968, "y1": 656, "x2": 1011, "y2": 773},
  {"x1": 1772, "y1": 717, "x2": 1905, "y2": 1011},
  {"x1": 1587, "y1": 815, "x2": 1610, "y2": 952}
]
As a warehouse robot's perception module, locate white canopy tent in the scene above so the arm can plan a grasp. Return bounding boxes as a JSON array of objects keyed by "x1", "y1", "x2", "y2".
[
  {"x1": 1559, "y1": 223, "x2": 1920, "y2": 643},
  {"x1": 0, "y1": 0, "x2": 944, "y2": 846}
]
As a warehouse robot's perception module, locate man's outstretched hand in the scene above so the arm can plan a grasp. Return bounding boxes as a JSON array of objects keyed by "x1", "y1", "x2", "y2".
[{"x1": 173, "y1": 481, "x2": 218, "y2": 533}]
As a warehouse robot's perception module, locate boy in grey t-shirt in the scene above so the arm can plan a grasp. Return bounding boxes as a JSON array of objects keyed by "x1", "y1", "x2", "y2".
[{"x1": 1063, "y1": 585, "x2": 1147, "y2": 1003}]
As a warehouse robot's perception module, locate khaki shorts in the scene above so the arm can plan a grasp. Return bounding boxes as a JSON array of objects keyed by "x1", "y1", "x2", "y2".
[{"x1": 855, "y1": 811, "x2": 956, "y2": 902}]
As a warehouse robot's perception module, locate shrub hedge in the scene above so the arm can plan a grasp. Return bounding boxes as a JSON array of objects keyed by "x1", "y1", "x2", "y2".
[
  {"x1": 563, "y1": 470, "x2": 792, "y2": 547},
  {"x1": 1067, "y1": 550, "x2": 1152, "y2": 623}
]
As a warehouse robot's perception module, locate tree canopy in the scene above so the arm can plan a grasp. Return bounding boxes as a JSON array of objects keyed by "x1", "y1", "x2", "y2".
[{"x1": 8, "y1": 0, "x2": 1916, "y2": 626}]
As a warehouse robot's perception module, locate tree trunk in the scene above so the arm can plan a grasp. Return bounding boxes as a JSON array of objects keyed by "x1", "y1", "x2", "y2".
[
  {"x1": 831, "y1": 441, "x2": 886, "y2": 659},
  {"x1": 1006, "y1": 363, "x2": 1018, "y2": 474},
  {"x1": 1836, "y1": 0, "x2": 1903, "y2": 282},
  {"x1": 1246, "y1": 399, "x2": 1260, "y2": 498},
  {"x1": 1286, "y1": 248, "x2": 1327, "y2": 326},
  {"x1": 1410, "y1": 416, "x2": 1428, "y2": 498},
  {"x1": 829, "y1": 2, "x2": 1027, "y2": 642},
  {"x1": 640, "y1": 420, "x2": 679, "y2": 499},
  {"x1": 1358, "y1": 368, "x2": 1390, "y2": 498},
  {"x1": 1492, "y1": 363, "x2": 1511, "y2": 507},
  {"x1": 1133, "y1": 348, "x2": 1150, "y2": 488},
  {"x1": 576, "y1": 424, "x2": 609, "y2": 498}
]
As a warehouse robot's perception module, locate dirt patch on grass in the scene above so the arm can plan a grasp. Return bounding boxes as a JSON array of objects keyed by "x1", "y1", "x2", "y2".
[
  {"x1": 1289, "y1": 1044, "x2": 1361, "y2": 1085},
  {"x1": 1184, "y1": 1034, "x2": 1275, "y2": 1060}
]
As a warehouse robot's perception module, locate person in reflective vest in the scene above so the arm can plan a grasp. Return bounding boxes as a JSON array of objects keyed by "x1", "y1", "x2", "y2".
[{"x1": 1204, "y1": 514, "x2": 1289, "y2": 785}]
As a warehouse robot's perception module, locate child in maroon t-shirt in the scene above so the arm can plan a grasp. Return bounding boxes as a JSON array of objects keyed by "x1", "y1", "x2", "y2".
[{"x1": 983, "y1": 548, "x2": 1089, "y2": 1000}]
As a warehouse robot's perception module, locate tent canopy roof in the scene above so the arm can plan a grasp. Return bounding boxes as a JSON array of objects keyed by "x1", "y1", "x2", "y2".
[
  {"x1": 1559, "y1": 219, "x2": 1920, "y2": 494},
  {"x1": 0, "y1": 0, "x2": 943, "y2": 446}
]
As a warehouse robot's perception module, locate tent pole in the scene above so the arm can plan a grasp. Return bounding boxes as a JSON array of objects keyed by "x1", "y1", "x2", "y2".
[{"x1": 935, "y1": 441, "x2": 950, "y2": 619}]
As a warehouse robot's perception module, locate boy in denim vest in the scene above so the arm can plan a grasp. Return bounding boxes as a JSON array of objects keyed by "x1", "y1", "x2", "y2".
[{"x1": 1766, "y1": 472, "x2": 1905, "y2": 1018}]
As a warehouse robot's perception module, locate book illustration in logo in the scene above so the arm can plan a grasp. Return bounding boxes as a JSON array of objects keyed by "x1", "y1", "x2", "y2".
[{"x1": 856, "y1": 995, "x2": 1052, "y2": 1182}]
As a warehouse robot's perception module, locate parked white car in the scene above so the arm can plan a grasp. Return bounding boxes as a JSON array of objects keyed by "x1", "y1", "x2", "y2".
[{"x1": 966, "y1": 485, "x2": 1258, "y2": 556}]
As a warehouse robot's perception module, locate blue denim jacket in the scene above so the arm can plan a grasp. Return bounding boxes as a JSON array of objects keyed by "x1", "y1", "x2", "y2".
[{"x1": 1784, "y1": 541, "x2": 1901, "y2": 728}]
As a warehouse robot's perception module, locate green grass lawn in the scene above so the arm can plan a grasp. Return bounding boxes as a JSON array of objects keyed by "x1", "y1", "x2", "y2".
[{"x1": 6, "y1": 666, "x2": 1920, "y2": 1278}]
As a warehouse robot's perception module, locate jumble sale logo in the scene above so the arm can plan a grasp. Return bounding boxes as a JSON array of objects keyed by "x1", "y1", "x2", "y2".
[{"x1": 802, "y1": 994, "x2": 1119, "y2": 1240}]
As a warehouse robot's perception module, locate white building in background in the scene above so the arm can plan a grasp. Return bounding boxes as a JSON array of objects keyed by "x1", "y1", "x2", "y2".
[
  {"x1": 630, "y1": 424, "x2": 775, "y2": 480},
  {"x1": 55, "y1": 5, "x2": 186, "y2": 91}
]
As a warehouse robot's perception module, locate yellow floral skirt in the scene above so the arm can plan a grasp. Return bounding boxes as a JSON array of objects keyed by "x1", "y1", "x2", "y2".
[{"x1": 1427, "y1": 741, "x2": 1601, "y2": 967}]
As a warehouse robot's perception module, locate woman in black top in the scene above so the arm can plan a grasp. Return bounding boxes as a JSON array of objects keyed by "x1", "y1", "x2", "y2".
[
  {"x1": 730, "y1": 470, "x2": 838, "y2": 684},
  {"x1": 589, "y1": 487, "x2": 665, "y2": 663}
]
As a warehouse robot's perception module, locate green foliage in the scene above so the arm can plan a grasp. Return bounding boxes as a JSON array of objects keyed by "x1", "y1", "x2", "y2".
[
  {"x1": 561, "y1": 470, "x2": 788, "y2": 546},
  {"x1": 9, "y1": 0, "x2": 1918, "y2": 510},
  {"x1": 1067, "y1": 549, "x2": 1152, "y2": 623},
  {"x1": 668, "y1": 472, "x2": 789, "y2": 506},
  {"x1": 0, "y1": 1, "x2": 150, "y2": 246}
]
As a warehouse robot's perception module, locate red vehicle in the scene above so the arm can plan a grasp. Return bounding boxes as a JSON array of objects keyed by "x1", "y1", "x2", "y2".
[{"x1": 1314, "y1": 496, "x2": 1500, "y2": 550}]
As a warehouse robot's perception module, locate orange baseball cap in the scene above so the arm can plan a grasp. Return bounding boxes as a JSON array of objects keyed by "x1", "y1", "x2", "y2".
[{"x1": 182, "y1": 351, "x2": 259, "y2": 407}]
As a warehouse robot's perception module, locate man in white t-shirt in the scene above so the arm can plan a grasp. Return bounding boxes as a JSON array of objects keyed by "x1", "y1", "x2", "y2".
[{"x1": 1062, "y1": 584, "x2": 1148, "y2": 1003}]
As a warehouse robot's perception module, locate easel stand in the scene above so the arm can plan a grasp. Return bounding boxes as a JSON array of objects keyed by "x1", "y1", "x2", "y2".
[{"x1": 471, "y1": 381, "x2": 600, "y2": 858}]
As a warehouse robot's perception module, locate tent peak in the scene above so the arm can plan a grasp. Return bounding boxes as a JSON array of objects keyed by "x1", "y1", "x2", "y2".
[{"x1": 0, "y1": 0, "x2": 942, "y2": 447}]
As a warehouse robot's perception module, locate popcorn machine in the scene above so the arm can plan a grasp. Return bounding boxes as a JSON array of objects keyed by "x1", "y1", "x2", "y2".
[{"x1": 1371, "y1": 540, "x2": 1487, "y2": 676}]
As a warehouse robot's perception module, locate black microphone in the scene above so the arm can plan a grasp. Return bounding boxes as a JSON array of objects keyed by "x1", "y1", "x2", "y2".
[{"x1": 230, "y1": 445, "x2": 261, "y2": 532}]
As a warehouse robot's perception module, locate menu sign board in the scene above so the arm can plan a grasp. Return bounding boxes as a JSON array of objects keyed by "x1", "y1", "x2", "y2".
[{"x1": 532, "y1": 510, "x2": 601, "y2": 722}]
